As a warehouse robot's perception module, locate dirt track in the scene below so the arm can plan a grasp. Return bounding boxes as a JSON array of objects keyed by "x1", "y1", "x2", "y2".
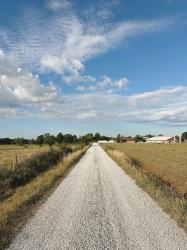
[{"x1": 8, "y1": 145, "x2": 187, "y2": 249}]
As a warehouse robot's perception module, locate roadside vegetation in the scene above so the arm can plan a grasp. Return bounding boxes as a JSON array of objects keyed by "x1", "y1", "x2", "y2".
[
  {"x1": 0, "y1": 143, "x2": 88, "y2": 249},
  {"x1": 102, "y1": 143, "x2": 187, "y2": 231}
]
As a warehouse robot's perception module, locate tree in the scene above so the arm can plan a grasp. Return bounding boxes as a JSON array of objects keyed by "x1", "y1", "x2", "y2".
[
  {"x1": 63, "y1": 134, "x2": 74, "y2": 143},
  {"x1": 56, "y1": 133, "x2": 64, "y2": 144},
  {"x1": 36, "y1": 135, "x2": 44, "y2": 145},
  {"x1": 116, "y1": 134, "x2": 121, "y2": 143},
  {"x1": 14, "y1": 138, "x2": 25, "y2": 146},
  {"x1": 0, "y1": 138, "x2": 12, "y2": 145},
  {"x1": 72, "y1": 135, "x2": 78, "y2": 143},
  {"x1": 94, "y1": 132, "x2": 101, "y2": 141},
  {"x1": 145, "y1": 134, "x2": 154, "y2": 138},
  {"x1": 182, "y1": 132, "x2": 187, "y2": 141},
  {"x1": 81, "y1": 133, "x2": 94, "y2": 144},
  {"x1": 44, "y1": 133, "x2": 56, "y2": 147},
  {"x1": 134, "y1": 135, "x2": 145, "y2": 142}
]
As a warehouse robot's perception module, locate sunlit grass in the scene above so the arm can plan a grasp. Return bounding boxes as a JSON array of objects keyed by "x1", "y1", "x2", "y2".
[
  {"x1": 0, "y1": 144, "x2": 48, "y2": 168},
  {"x1": 102, "y1": 143, "x2": 187, "y2": 231}
]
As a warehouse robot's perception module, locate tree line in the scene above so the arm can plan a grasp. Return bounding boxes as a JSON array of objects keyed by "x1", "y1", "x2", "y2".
[
  {"x1": 0, "y1": 132, "x2": 111, "y2": 146},
  {"x1": 1, "y1": 131, "x2": 187, "y2": 146}
]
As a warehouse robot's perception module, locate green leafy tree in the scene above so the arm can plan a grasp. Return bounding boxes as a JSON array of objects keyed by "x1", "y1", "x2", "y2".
[
  {"x1": 63, "y1": 134, "x2": 75, "y2": 143},
  {"x1": 182, "y1": 132, "x2": 187, "y2": 141},
  {"x1": 134, "y1": 135, "x2": 145, "y2": 142},
  {"x1": 44, "y1": 133, "x2": 56, "y2": 147},
  {"x1": 37, "y1": 135, "x2": 44, "y2": 145},
  {"x1": 116, "y1": 134, "x2": 121, "y2": 143},
  {"x1": 56, "y1": 133, "x2": 64, "y2": 144},
  {"x1": 14, "y1": 138, "x2": 25, "y2": 146},
  {"x1": 145, "y1": 134, "x2": 154, "y2": 138},
  {"x1": 82, "y1": 133, "x2": 94, "y2": 144},
  {"x1": 94, "y1": 132, "x2": 101, "y2": 141}
]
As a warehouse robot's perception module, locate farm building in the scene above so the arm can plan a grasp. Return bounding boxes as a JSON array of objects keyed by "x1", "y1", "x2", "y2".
[
  {"x1": 126, "y1": 139, "x2": 136, "y2": 144},
  {"x1": 146, "y1": 136, "x2": 180, "y2": 143},
  {"x1": 97, "y1": 139, "x2": 116, "y2": 144}
]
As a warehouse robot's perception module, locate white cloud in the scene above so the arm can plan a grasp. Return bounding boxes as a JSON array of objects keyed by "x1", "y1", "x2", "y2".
[
  {"x1": 0, "y1": 53, "x2": 187, "y2": 127},
  {"x1": 34, "y1": 86, "x2": 187, "y2": 127},
  {"x1": 107, "y1": 18, "x2": 174, "y2": 45},
  {"x1": 0, "y1": 49, "x2": 5, "y2": 60},
  {"x1": 0, "y1": 49, "x2": 60, "y2": 110},
  {"x1": 0, "y1": 3, "x2": 184, "y2": 128},
  {"x1": 64, "y1": 74, "x2": 96, "y2": 84},
  {"x1": 0, "y1": 5, "x2": 175, "y2": 80},
  {"x1": 114, "y1": 77, "x2": 130, "y2": 89},
  {"x1": 46, "y1": 0, "x2": 70, "y2": 11},
  {"x1": 77, "y1": 75, "x2": 129, "y2": 92},
  {"x1": 128, "y1": 86, "x2": 186, "y2": 107}
]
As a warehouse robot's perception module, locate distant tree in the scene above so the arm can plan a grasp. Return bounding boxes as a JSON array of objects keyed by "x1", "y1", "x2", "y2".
[
  {"x1": 30, "y1": 139, "x2": 36, "y2": 144},
  {"x1": 14, "y1": 138, "x2": 25, "y2": 146},
  {"x1": 182, "y1": 132, "x2": 187, "y2": 141},
  {"x1": 116, "y1": 134, "x2": 121, "y2": 143},
  {"x1": 72, "y1": 135, "x2": 78, "y2": 143},
  {"x1": 100, "y1": 135, "x2": 110, "y2": 141},
  {"x1": 37, "y1": 135, "x2": 44, "y2": 145},
  {"x1": 56, "y1": 133, "x2": 64, "y2": 144},
  {"x1": 0, "y1": 138, "x2": 12, "y2": 145},
  {"x1": 94, "y1": 132, "x2": 101, "y2": 141},
  {"x1": 145, "y1": 134, "x2": 154, "y2": 138},
  {"x1": 63, "y1": 134, "x2": 76, "y2": 143},
  {"x1": 44, "y1": 133, "x2": 56, "y2": 147},
  {"x1": 134, "y1": 135, "x2": 145, "y2": 142},
  {"x1": 81, "y1": 133, "x2": 94, "y2": 144}
]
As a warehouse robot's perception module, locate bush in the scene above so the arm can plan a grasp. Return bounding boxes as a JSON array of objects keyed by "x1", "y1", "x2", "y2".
[
  {"x1": 0, "y1": 147, "x2": 73, "y2": 193},
  {"x1": 57, "y1": 144, "x2": 72, "y2": 155}
]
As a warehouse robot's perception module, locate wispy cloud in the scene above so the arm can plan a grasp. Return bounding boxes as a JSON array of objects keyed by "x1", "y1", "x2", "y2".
[
  {"x1": 46, "y1": 0, "x2": 71, "y2": 11},
  {"x1": 0, "y1": 3, "x2": 176, "y2": 83},
  {"x1": 1, "y1": 52, "x2": 187, "y2": 127},
  {"x1": 77, "y1": 75, "x2": 130, "y2": 92},
  {"x1": 0, "y1": 1, "x2": 185, "y2": 128}
]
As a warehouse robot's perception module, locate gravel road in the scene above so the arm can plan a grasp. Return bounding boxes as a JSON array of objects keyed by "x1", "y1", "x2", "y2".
[{"x1": 8, "y1": 145, "x2": 187, "y2": 250}]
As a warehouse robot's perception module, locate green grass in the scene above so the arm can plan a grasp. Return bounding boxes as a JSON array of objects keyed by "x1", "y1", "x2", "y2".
[
  {"x1": 0, "y1": 145, "x2": 88, "y2": 249},
  {"x1": 102, "y1": 143, "x2": 187, "y2": 231}
]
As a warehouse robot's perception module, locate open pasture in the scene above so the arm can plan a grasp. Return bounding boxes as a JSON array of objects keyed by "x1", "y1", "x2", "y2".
[
  {"x1": 0, "y1": 145, "x2": 48, "y2": 168},
  {"x1": 103, "y1": 143, "x2": 187, "y2": 195}
]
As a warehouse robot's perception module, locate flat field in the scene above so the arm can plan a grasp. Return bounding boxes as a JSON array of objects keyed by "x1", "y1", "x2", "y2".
[
  {"x1": 103, "y1": 143, "x2": 187, "y2": 196},
  {"x1": 0, "y1": 145, "x2": 48, "y2": 168}
]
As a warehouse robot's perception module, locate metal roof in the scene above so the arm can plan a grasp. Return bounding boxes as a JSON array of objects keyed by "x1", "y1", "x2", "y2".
[{"x1": 146, "y1": 136, "x2": 173, "y2": 141}]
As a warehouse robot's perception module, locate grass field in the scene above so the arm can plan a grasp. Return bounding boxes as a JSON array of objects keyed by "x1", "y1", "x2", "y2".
[
  {"x1": 102, "y1": 143, "x2": 187, "y2": 231},
  {"x1": 0, "y1": 144, "x2": 48, "y2": 168},
  {"x1": 0, "y1": 144, "x2": 84, "y2": 168}
]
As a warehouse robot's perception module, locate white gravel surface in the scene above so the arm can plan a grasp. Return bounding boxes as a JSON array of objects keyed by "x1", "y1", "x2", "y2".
[{"x1": 8, "y1": 145, "x2": 187, "y2": 250}]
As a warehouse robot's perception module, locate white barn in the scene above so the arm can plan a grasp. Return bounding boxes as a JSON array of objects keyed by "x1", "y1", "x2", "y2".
[{"x1": 146, "y1": 136, "x2": 177, "y2": 144}]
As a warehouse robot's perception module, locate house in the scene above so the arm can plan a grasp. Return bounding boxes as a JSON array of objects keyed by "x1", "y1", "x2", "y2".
[
  {"x1": 126, "y1": 139, "x2": 136, "y2": 144},
  {"x1": 146, "y1": 136, "x2": 179, "y2": 144}
]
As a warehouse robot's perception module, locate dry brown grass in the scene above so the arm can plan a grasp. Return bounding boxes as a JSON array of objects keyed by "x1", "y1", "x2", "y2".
[
  {"x1": 0, "y1": 144, "x2": 48, "y2": 168},
  {"x1": 0, "y1": 146, "x2": 88, "y2": 249},
  {"x1": 105, "y1": 143, "x2": 187, "y2": 195},
  {"x1": 102, "y1": 143, "x2": 187, "y2": 231}
]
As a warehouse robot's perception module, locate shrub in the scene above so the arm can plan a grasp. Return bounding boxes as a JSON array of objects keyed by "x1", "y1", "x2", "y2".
[
  {"x1": 0, "y1": 147, "x2": 73, "y2": 195},
  {"x1": 57, "y1": 144, "x2": 72, "y2": 155}
]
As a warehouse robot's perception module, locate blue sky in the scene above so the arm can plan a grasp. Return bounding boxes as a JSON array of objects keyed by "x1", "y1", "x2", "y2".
[{"x1": 0, "y1": 0, "x2": 187, "y2": 138}]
